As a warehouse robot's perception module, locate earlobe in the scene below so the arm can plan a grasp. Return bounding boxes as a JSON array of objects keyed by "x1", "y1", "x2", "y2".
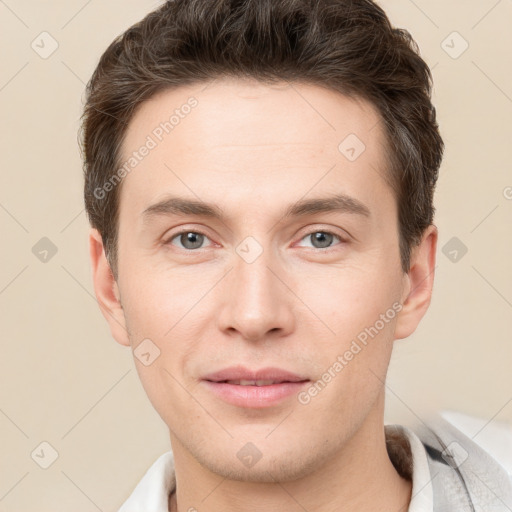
[
  {"x1": 89, "y1": 228, "x2": 131, "y2": 347},
  {"x1": 394, "y1": 225, "x2": 438, "y2": 340}
]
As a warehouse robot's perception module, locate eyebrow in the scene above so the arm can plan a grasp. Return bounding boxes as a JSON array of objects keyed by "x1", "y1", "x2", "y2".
[{"x1": 141, "y1": 193, "x2": 371, "y2": 224}]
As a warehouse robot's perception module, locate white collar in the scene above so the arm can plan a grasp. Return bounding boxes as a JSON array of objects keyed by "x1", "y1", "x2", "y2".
[{"x1": 117, "y1": 450, "x2": 176, "y2": 512}]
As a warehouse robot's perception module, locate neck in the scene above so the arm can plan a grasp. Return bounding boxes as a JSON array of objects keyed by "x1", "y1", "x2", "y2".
[{"x1": 168, "y1": 395, "x2": 412, "y2": 512}]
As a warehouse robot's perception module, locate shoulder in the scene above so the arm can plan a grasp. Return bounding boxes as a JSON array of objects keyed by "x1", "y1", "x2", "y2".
[{"x1": 414, "y1": 415, "x2": 512, "y2": 511}]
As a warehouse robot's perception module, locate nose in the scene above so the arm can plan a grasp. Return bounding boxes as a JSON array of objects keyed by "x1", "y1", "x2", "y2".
[{"x1": 216, "y1": 244, "x2": 296, "y2": 343}]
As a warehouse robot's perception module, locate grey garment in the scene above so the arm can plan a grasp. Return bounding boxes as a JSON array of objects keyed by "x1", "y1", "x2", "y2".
[{"x1": 415, "y1": 416, "x2": 512, "y2": 511}]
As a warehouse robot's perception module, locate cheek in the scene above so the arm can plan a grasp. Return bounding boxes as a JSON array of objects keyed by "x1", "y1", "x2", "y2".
[
  {"x1": 293, "y1": 262, "x2": 401, "y2": 401},
  {"x1": 295, "y1": 261, "x2": 402, "y2": 338},
  {"x1": 119, "y1": 260, "x2": 206, "y2": 338},
  {"x1": 119, "y1": 263, "x2": 210, "y2": 393},
  {"x1": 300, "y1": 296, "x2": 397, "y2": 423}
]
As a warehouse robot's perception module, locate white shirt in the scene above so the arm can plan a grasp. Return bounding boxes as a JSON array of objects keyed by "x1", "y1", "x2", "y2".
[{"x1": 118, "y1": 424, "x2": 433, "y2": 512}]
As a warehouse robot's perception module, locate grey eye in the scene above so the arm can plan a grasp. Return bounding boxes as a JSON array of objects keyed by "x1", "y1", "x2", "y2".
[
  {"x1": 298, "y1": 231, "x2": 342, "y2": 249},
  {"x1": 172, "y1": 231, "x2": 207, "y2": 250},
  {"x1": 309, "y1": 232, "x2": 334, "y2": 249}
]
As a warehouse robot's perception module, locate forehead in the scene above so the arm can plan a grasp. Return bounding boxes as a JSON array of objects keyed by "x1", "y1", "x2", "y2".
[{"x1": 118, "y1": 78, "x2": 391, "y2": 218}]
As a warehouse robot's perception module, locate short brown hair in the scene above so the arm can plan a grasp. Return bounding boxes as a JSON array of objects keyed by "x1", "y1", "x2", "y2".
[{"x1": 81, "y1": 0, "x2": 444, "y2": 280}]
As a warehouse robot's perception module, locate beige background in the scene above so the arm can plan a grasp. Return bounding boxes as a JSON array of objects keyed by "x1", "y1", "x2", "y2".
[{"x1": 1, "y1": 0, "x2": 511, "y2": 510}]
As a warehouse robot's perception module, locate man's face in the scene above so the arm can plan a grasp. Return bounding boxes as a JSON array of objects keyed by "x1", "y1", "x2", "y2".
[{"x1": 111, "y1": 78, "x2": 412, "y2": 481}]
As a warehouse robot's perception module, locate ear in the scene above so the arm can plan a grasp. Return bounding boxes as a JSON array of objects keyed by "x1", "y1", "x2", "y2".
[
  {"x1": 394, "y1": 224, "x2": 437, "y2": 340},
  {"x1": 89, "y1": 228, "x2": 130, "y2": 347}
]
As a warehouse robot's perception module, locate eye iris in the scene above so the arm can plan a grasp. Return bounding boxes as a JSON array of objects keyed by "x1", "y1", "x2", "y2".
[
  {"x1": 181, "y1": 232, "x2": 204, "y2": 249},
  {"x1": 311, "y1": 232, "x2": 333, "y2": 249}
]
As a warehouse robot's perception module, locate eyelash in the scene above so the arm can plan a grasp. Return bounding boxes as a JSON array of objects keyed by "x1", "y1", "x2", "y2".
[{"x1": 163, "y1": 227, "x2": 348, "y2": 252}]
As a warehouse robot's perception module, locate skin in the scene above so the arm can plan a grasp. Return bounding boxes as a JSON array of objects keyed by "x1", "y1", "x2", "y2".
[{"x1": 89, "y1": 77, "x2": 437, "y2": 512}]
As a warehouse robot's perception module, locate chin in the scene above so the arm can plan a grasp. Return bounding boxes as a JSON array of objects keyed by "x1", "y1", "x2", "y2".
[{"x1": 192, "y1": 440, "x2": 328, "y2": 484}]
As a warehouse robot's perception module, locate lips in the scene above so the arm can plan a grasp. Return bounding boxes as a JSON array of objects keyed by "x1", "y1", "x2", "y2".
[
  {"x1": 201, "y1": 366, "x2": 310, "y2": 408},
  {"x1": 202, "y1": 365, "x2": 309, "y2": 385}
]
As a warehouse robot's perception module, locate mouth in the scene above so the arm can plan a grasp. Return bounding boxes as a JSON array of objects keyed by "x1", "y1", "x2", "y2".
[
  {"x1": 201, "y1": 367, "x2": 310, "y2": 408},
  {"x1": 202, "y1": 365, "x2": 309, "y2": 384}
]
